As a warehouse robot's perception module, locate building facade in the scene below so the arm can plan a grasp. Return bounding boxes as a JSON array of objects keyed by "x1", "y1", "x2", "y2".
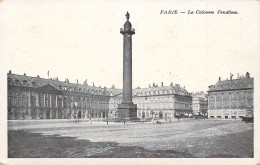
[
  {"x1": 192, "y1": 91, "x2": 208, "y2": 115},
  {"x1": 8, "y1": 72, "x2": 193, "y2": 120},
  {"x1": 8, "y1": 71, "x2": 110, "y2": 120},
  {"x1": 109, "y1": 83, "x2": 193, "y2": 120},
  {"x1": 207, "y1": 72, "x2": 254, "y2": 119}
]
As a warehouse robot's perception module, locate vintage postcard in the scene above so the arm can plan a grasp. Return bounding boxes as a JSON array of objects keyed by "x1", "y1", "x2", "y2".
[{"x1": 0, "y1": 0, "x2": 259, "y2": 165}]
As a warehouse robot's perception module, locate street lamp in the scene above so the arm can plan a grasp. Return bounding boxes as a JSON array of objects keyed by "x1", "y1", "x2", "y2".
[
  {"x1": 74, "y1": 101, "x2": 79, "y2": 123},
  {"x1": 106, "y1": 112, "x2": 108, "y2": 125}
]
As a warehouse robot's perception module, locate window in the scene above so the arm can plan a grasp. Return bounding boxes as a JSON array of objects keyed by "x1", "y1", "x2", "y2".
[
  {"x1": 8, "y1": 96, "x2": 12, "y2": 105},
  {"x1": 8, "y1": 78, "x2": 12, "y2": 85},
  {"x1": 15, "y1": 80, "x2": 20, "y2": 85},
  {"x1": 22, "y1": 97, "x2": 27, "y2": 105},
  {"x1": 32, "y1": 97, "x2": 36, "y2": 106},
  {"x1": 46, "y1": 99, "x2": 50, "y2": 107},
  {"x1": 15, "y1": 97, "x2": 20, "y2": 105},
  {"x1": 209, "y1": 100, "x2": 215, "y2": 109},
  {"x1": 32, "y1": 82, "x2": 37, "y2": 86},
  {"x1": 23, "y1": 80, "x2": 27, "y2": 85}
]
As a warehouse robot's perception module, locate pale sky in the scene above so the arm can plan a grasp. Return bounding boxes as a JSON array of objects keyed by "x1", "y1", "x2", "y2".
[{"x1": 0, "y1": 0, "x2": 259, "y2": 92}]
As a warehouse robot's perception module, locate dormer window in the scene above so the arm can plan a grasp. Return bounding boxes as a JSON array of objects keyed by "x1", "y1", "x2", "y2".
[
  {"x1": 15, "y1": 80, "x2": 20, "y2": 85},
  {"x1": 8, "y1": 78, "x2": 12, "y2": 85},
  {"x1": 23, "y1": 80, "x2": 27, "y2": 85},
  {"x1": 32, "y1": 82, "x2": 37, "y2": 87}
]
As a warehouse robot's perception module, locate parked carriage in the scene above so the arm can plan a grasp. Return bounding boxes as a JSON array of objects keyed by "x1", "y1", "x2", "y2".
[{"x1": 243, "y1": 110, "x2": 253, "y2": 123}]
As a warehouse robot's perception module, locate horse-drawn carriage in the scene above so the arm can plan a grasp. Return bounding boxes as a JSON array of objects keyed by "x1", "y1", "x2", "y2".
[{"x1": 243, "y1": 110, "x2": 253, "y2": 123}]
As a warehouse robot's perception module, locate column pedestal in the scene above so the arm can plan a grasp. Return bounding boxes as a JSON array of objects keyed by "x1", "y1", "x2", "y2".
[{"x1": 118, "y1": 103, "x2": 137, "y2": 119}]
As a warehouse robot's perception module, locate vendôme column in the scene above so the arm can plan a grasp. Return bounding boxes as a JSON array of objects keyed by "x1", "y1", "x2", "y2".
[{"x1": 117, "y1": 12, "x2": 137, "y2": 119}]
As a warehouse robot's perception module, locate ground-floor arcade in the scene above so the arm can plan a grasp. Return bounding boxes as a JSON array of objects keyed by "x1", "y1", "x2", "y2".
[
  {"x1": 136, "y1": 109, "x2": 193, "y2": 120},
  {"x1": 207, "y1": 109, "x2": 252, "y2": 119},
  {"x1": 8, "y1": 107, "x2": 109, "y2": 120}
]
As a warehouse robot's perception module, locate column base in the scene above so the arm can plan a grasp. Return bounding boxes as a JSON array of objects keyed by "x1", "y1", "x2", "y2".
[{"x1": 117, "y1": 103, "x2": 137, "y2": 119}]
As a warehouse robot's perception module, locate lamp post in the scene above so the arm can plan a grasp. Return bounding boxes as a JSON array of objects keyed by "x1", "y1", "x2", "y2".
[
  {"x1": 74, "y1": 101, "x2": 79, "y2": 123},
  {"x1": 106, "y1": 112, "x2": 108, "y2": 125},
  {"x1": 89, "y1": 111, "x2": 93, "y2": 124}
]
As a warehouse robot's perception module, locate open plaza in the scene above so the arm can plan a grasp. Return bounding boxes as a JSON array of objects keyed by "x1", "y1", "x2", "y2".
[{"x1": 8, "y1": 118, "x2": 253, "y2": 158}]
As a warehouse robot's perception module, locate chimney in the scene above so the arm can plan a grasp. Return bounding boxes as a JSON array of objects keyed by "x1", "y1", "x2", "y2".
[
  {"x1": 246, "y1": 72, "x2": 250, "y2": 78},
  {"x1": 230, "y1": 73, "x2": 233, "y2": 80},
  {"x1": 9, "y1": 70, "x2": 12, "y2": 74},
  {"x1": 77, "y1": 79, "x2": 79, "y2": 84},
  {"x1": 149, "y1": 84, "x2": 151, "y2": 88},
  {"x1": 24, "y1": 73, "x2": 26, "y2": 76},
  {"x1": 83, "y1": 79, "x2": 88, "y2": 86},
  {"x1": 219, "y1": 77, "x2": 221, "y2": 81},
  {"x1": 153, "y1": 83, "x2": 155, "y2": 87},
  {"x1": 161, "y1": 82, "x2": 164, "y2": 87},
  {"x1": 93, "y1": 82, "x2": 95, "y2": 87}
]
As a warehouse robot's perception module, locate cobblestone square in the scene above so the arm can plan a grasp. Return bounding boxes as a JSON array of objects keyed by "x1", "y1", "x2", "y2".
[{"x1": 8, "y1": 119, "x2": 253, "y2": 158}]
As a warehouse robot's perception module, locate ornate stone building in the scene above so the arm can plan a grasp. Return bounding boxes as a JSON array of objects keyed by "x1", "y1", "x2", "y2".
[
  {"x1": 207, "y1": 72, "x2": 254, "y2": 119},
  {"x1": 192, "y1": 91, "x2": 208, "y2": 115},
  {"x1": 8, "y1": 71, "x2": 110, "y2": 120},
  {"x1": 8, "y1": 72, "x2": 192, "y2": 120},
  {"x1": 109, "y1": 83, "x2": 193, "y2": 120}
]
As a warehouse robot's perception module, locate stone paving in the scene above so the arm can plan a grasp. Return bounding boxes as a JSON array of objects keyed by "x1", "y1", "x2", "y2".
[
  {"x1": 8, "y1": 119, "x2": 252, "y2": 145},
  {"x1": 8, "y1": 119, "x2": 253, "y2": 157}
]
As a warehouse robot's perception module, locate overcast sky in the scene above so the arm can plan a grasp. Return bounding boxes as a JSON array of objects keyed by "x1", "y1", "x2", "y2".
[{"x1": 0, "y1": 0, "x2": 259, "y2": 92}]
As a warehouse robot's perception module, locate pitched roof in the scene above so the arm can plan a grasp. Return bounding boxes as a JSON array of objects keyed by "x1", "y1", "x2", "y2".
[
  {"x1": 208, "y1": 77, "x2": 254, "y2": 92},
  {"x1": 8, "y1": 72, "x2": 191, "y2": 97}
]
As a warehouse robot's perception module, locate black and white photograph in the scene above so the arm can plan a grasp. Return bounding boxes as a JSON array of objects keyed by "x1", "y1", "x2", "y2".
[{"x1": 0, "y1": 0, "x2": 259, "y2": 165}]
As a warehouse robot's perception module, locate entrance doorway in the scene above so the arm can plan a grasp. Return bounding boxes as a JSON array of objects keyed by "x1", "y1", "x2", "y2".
[
  {"x1": 159, "y1": 111, "x2": 163, "y2": 119},
  {"x1": 78, "y1": 111, "x2": 82, "y2": 119},
  {"x1": 46, "y1": 110, "x2": 50, "y2": 119},
  {"x1": 142, "y1": 111, "x2": 145, "y2": 118},
  {"x1": 31, "y1": 109, "x2": 36, "y2": 119}
]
